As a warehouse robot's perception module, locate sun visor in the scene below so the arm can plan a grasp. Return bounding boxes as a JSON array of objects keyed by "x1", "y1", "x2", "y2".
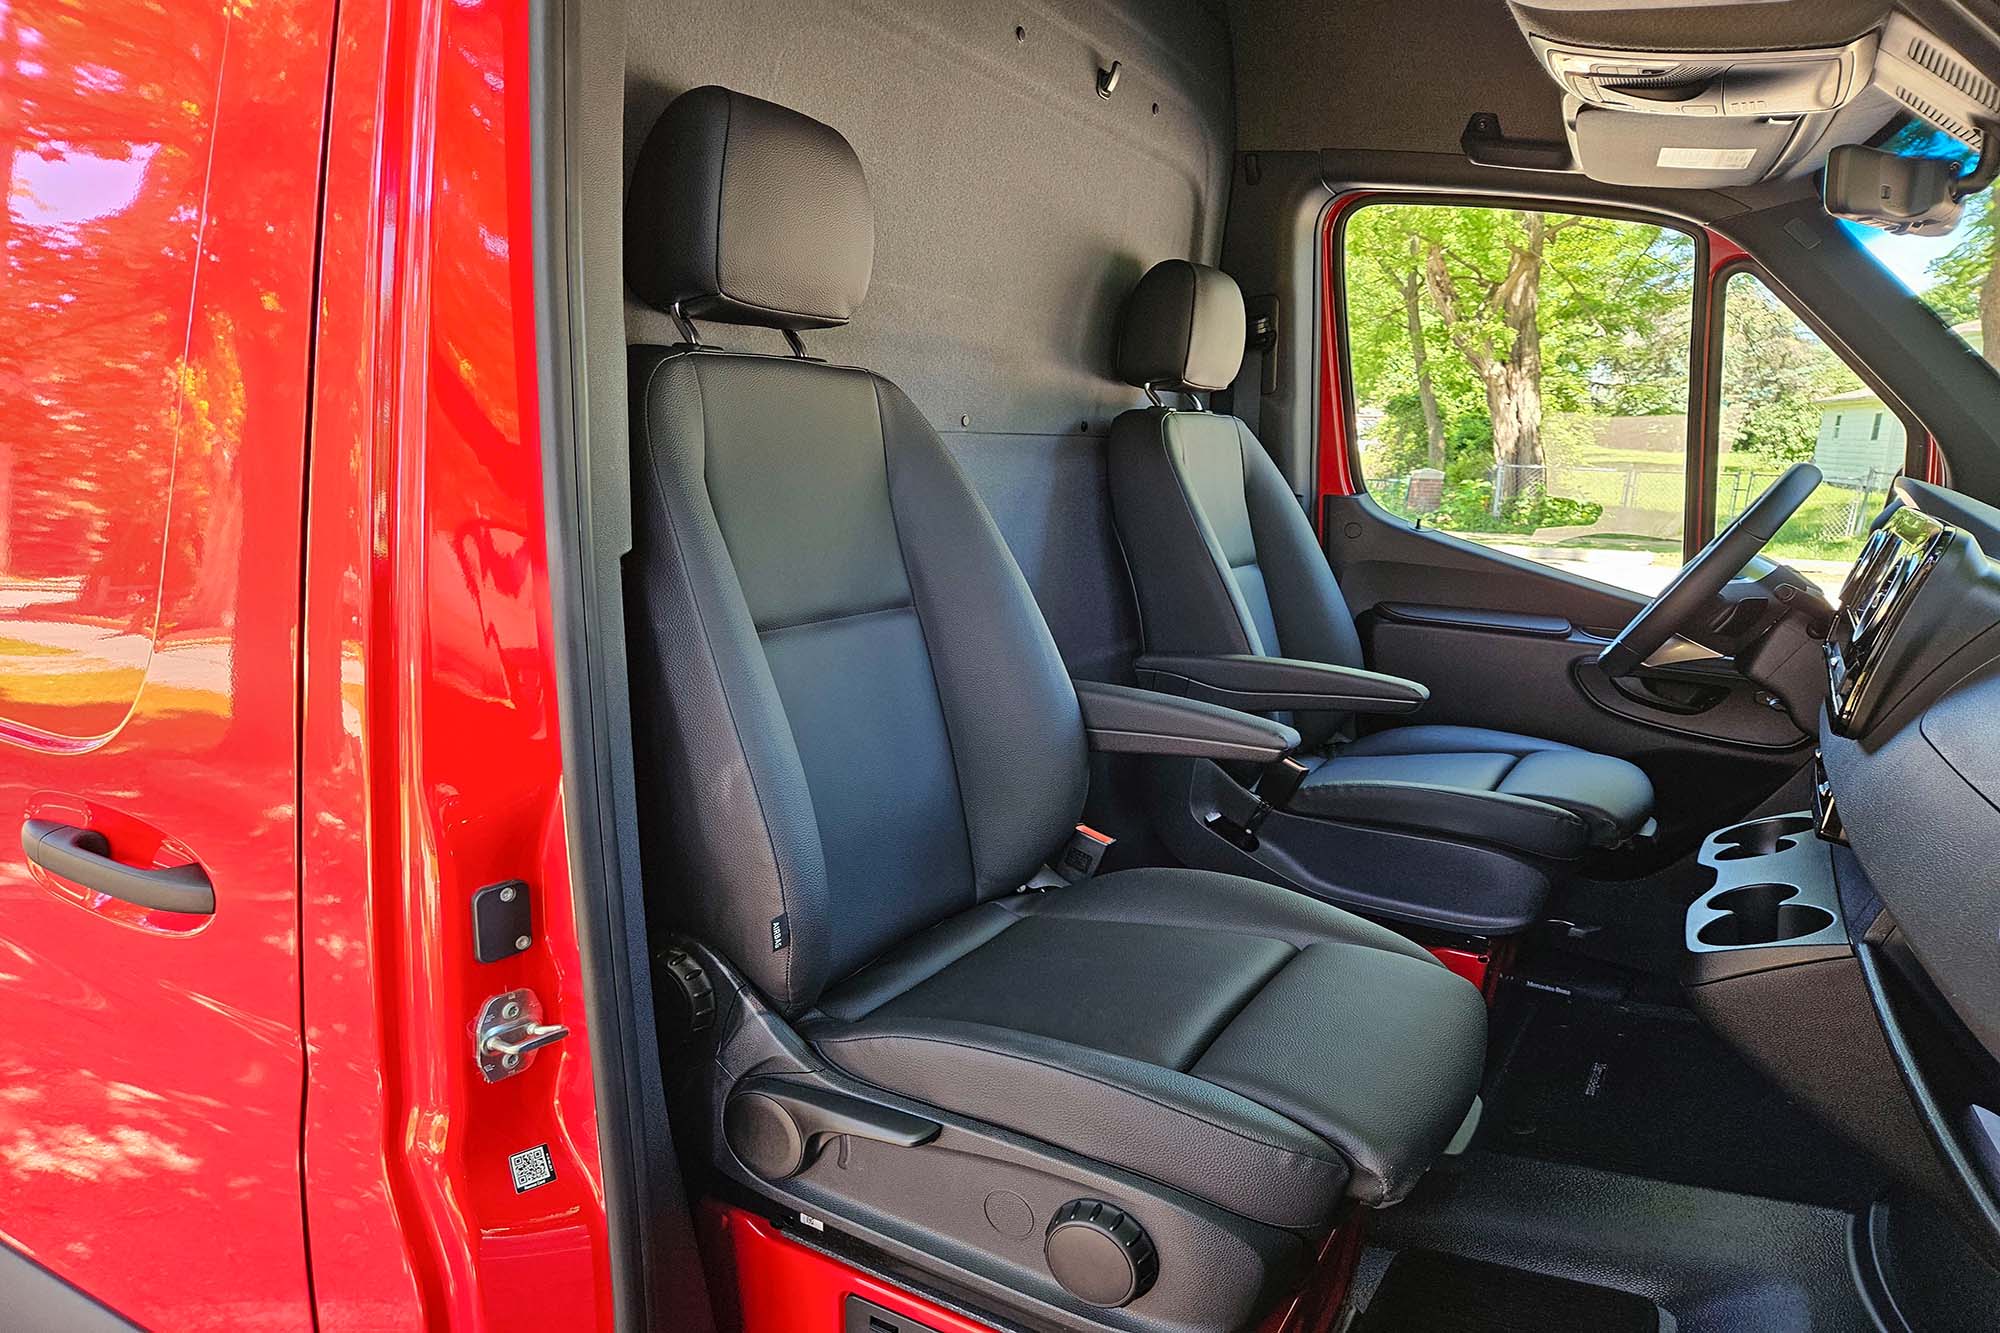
[{"x1": 1569, "y1": 104, "x2": 1799, "y2": 186}]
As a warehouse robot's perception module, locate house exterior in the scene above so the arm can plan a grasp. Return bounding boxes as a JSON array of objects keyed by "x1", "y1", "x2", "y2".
[
  {"x1": 1812, "y1": 320, "x2": 1982, "y2": 484},
  {"x1": 1813, "y1": 387, "x2": 1905, "y2": 485}
]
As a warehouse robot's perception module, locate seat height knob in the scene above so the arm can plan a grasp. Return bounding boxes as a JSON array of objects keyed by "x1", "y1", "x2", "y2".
[{"x1": 1044, "y1": 1198, "x2": 1158, "y2": 1307}]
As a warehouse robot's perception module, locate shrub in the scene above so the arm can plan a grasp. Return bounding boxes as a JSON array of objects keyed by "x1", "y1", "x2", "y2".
[{"x1": 1429, "y1": 481, "x2": 1603, "y2": 534}]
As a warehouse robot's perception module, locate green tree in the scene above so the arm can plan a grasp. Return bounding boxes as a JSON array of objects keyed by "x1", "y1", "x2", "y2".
[
  {"x1": 1923, "y1": 191, "x2": 2000, "y2": 370},
  {"x1": 1346, "y1": 213, "x2": 1484, "y2": 471},
  {"x1": 1421, "y1": 210, "x2": 1558, "y2": 505},
  {"x1": 1718, "y1": 274, "x2": 1852, "y2": 462},
  {"x1": 1344, "y1": 204, "x2": 1693, "y2": 506}
]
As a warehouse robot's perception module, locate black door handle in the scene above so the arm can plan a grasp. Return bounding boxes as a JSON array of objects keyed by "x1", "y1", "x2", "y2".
[{"x1": 21, "y1": 820, "x2": 215, "y2": 915}]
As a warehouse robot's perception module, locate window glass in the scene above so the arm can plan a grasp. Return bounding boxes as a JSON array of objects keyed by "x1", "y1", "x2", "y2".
[
  {"x1": 1844, "y1": 119, "x2": 1999, "y2": 373},
  {"x1": 1343, "y1": 203, "x2": 1696, "y2": 594},
  {"x1": 1717, "y1": 271, "x2": 1898, "y2": 592}
]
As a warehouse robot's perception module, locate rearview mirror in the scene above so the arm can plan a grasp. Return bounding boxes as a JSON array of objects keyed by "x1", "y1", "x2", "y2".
[{"x1": 1823, "y1": 143, "x2": 1964, "y2": 236}]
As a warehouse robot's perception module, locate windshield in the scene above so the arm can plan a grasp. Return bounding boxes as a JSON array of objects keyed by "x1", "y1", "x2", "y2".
[{"x1": 1845, "y1": 119, "x2": 1999, "y2": 373}]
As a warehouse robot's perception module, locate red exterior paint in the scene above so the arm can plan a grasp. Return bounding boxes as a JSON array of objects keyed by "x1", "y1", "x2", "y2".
[
  {"x1": 1690, "y1": 231, "x2": 1753, "y2": 548},
  {"x1": 300, "y1": 0, "x2": 610, "y2": 1328},
  {"x1": 1428, "y1": 944, "x2": 1492, "y2": 994},
  {"x1": 708, "y1": 1205, "x2": 1003, "y2": 1333},
  {"x1": 1256, "y1": 1210, "x2": 1367, "y2": 1333},
  {"x1": 1315, "y1": 194, "x2": 1377, "y2": 508},
  {"x1": 0, "y1": 1, "x2": 335, "y2": 1325}
]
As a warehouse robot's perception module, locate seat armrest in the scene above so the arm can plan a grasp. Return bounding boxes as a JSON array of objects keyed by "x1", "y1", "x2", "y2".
[
  {"x1": 1073, "y1": 680, "x2": 1299, "y2": 762},
  {"x1": 1134, "y1": 654, "x2": 1429, "y2": 715}
]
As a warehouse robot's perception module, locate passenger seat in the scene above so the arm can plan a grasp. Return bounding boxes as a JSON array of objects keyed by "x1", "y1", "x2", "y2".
[
  {"x1": 624, "y1": 88, "x2": 1486, "y2": 1330},
  {"x1": 1106, "y1": 260, "x2": 1655, "y2": 932}
]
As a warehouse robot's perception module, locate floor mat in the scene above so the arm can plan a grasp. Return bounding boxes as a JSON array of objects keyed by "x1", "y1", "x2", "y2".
[
  {"x1": 1354, "y1": 1249, "x2": 1666, "y2": 1332},
  {"x1": 1364, "y1": 1152, "x2": 1874, "y2": 1333},
  {"x1": 1479, "y1": 987, "x2": 1885, "y2": 1209}
]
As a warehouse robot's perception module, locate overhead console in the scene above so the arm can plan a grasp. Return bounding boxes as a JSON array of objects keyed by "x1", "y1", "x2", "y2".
[
  {"x1": 1529, "y1": 31, "x2": 1877, "y2": 119},
  {"x1": 1504, "y1": 0, "x2": 1899, "y2": 187},
  {"x1": 1874, "y1": 12, "x2": 2000, "y2": 149}
]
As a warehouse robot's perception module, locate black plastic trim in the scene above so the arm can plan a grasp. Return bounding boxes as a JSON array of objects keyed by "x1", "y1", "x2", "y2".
[
  {"x1": 531, "y1": 0, "x2": 713, "y2": 1327},
  {"x1": 1459, "y1": 111, "x2": 1575, "y2": 173},
  {"x1": 20, "y1": 820, "x2": 214, "y2": 915},
  {"x1": 1855, "y1": 936, "x2": 2000, "y2": 1259},
  {"x1": 1375, "y1": 603, "x2": 1572, "y2": 636}
]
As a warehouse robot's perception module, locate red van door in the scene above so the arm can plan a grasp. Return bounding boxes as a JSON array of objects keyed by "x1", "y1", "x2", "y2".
[{"x1": 0, "y1": 1, "x2": 335, "y2": 1326}]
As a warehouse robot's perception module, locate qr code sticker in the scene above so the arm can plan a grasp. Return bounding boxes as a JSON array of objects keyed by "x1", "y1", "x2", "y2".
[{"x1": 509, "y1": 1144, "x2": 555, "y2": 1193}]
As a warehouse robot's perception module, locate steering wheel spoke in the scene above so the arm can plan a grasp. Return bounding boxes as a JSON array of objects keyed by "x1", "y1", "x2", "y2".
[{"x1": 1597, "y1": 463, "x2": 1824, "y2": 678}]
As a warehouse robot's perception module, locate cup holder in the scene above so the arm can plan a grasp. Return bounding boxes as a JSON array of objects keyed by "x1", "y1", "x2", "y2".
[
  {"x1": 1695, "y1": 883, "x2": 1836, "y2": 947},
  {"x1": 1712, "y1": 814, "x2": 1815, "y2": 862}
]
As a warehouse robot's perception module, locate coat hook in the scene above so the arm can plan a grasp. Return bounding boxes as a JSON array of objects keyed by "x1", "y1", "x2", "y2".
[{"x1": 1096, "y1": 60, "x2": 1121, "y2": 99}]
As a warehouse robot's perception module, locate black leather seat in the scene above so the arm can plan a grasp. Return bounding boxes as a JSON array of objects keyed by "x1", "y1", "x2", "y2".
[
  {"x1": 808, "y1": 868, "x2": 1483, "y2": 1218},
  {"x1": 1107, "y1": 259, "x2": 1655, "y2": 869},
  {"x1": 624, "y1": 87, "x2": 1486, "y2": 1325}
]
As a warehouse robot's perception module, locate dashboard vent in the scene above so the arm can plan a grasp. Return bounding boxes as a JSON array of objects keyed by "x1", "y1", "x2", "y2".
[
  {"x1": 1878, "y1": 16, "x2": 2000, "y2": 147},
  {"x1": 1907, "y1": 35, "x2": 2000, "y2": 113},
  {"x1": 1896, "y1": 87, "x2": 1975, "y2": 143}
]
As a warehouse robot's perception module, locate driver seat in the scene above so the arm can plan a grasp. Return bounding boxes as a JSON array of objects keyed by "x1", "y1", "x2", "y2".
[{"x1": 1108, "y1": 261, "x2": 1655, "y2": 873}]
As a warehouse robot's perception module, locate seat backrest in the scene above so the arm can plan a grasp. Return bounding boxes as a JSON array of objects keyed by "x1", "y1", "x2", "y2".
[
  {"x1": 1107, "y1": 260, "x2": 1365, "y2": 672},
  {"x1": 624, "y1": 87, "x2": 1087, "y2": 1016}
]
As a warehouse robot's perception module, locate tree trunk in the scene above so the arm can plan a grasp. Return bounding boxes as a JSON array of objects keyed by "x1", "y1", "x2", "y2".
[
  {"x1": 1488, "y1": 213, "x2": 1547, "y2": 507},
  {"x1": 1422, "y1": 213, "x2": 1551, "y2": 510},
  {"x1": 1403, "y1": 238, "x2": 1446, "y2": 469}
]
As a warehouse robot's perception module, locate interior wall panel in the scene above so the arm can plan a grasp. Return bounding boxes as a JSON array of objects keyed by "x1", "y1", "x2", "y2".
[{"x1": 625, "y1": 0, "x2": 1234, "y2": 675}]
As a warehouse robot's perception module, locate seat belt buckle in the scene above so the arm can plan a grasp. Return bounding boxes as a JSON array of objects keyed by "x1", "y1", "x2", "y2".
[
  {"x1": 1056, "y1": 824, "x2": 1115, "y2": 883},
  {"x1": 1256, "y1": 756, "x2": 1310, "y2": 809}
]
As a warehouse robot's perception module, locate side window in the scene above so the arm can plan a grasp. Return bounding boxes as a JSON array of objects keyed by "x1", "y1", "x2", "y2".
[
  {"x1": 1342, "y1": 202, "x2": 1697, "y2": 595},
  {"x1": 1716, "y1": 271, "x2": 1900, "y2": 591}
]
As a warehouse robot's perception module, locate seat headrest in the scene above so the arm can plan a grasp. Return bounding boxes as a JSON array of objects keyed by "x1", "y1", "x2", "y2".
[
  {"x1": 1115, "y1": 260, "x2": 1246, "y2": 395},
  {"x1": 627, "y1": 86, "x2": 875, "y2": 331}
]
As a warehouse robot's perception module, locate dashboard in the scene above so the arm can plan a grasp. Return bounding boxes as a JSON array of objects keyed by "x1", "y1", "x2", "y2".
[
  {"x1": 1817, "y1": 478, "x2": 2000, "y2": 1246},
  {"x1": 1825, "y1": 494, "x2": 2000, "y2": 739}
]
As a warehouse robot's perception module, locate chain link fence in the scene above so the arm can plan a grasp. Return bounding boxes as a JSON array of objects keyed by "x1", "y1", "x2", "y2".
[{"x1": 1374, "y1": 462, "x2": 1894, "y2": 548}]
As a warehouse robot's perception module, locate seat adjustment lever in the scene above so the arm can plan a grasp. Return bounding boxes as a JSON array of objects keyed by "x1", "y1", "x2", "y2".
[{"x1": 725, "y1": 1077, "x2": 940, "y2": 1180}]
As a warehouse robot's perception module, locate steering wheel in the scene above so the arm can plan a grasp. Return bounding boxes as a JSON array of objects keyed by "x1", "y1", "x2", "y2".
[{"x1": 1597, "y1": 462, "x2": 1822, "y2": 677}]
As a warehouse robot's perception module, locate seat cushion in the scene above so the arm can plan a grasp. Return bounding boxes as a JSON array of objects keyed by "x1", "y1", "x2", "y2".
[
  {"x1": 1290, "y1": 724, "x2": 1655, "y2": 858},
  {"x1": 806, "y1": 867, "x2": 1487, "y2": 1226}
]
